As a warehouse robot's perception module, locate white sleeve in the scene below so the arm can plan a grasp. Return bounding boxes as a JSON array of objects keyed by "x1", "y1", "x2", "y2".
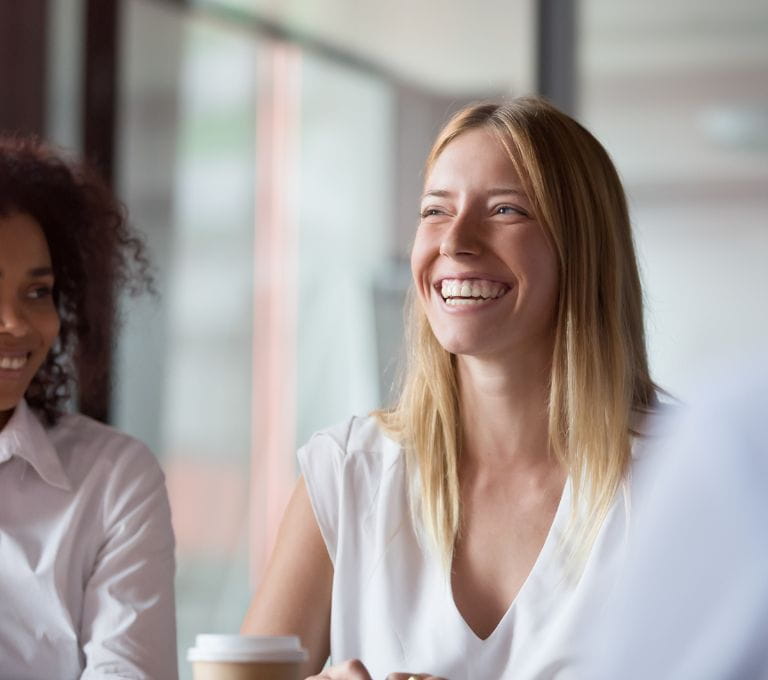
[
  {"x1": 297, "y1": 430, "x2": 346, "y2": 565},
  {"x1": 79, "y1": 441, "x2": 178, "y2": 680}
]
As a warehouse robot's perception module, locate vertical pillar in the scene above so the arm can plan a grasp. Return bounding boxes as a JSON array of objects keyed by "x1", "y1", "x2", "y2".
[
  {"x1": 0, "y1": 1, "x2": 48, "y2": 135},
  {"x1": 83, "y1": 0, "x2": 118, "y2": 182},
  {"x1": 537, "y1": 0, "x2": 578, "y2": 115},
  {"x1": 78, "y1": 0, "x2": 119, "y2": 422}
]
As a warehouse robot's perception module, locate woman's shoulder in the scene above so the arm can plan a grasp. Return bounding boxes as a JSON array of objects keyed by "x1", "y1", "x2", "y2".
[
  {"x1": 47, "y1": 412, "x2": 163, "y2": 487},
  {"x1": 297, "y1": 414, "x2": 406, "y2": 511},
  {"x1": 301, "y1": 413, "x2": 403, "y2": 464},
  {"x1": 630, "y1": 401, "x2": 680, "y2": 459},
  {"x1": 625, "y1": 402, "x2": 685, "y2": 504}
]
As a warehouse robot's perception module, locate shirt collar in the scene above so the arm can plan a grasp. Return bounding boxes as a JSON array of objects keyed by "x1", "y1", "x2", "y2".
[{"x1": 0, "y1": 400, "x2": 72, "y2": 491}]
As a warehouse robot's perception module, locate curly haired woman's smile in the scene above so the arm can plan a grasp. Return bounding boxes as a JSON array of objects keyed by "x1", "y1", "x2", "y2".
[{"x1": 0, "y1": 212, "x2": 60, "y2": 426}]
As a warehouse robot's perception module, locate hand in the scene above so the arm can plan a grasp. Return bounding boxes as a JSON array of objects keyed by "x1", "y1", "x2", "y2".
[
  {"x1": 305, "y1": 659, "x2": 447, "y2": 680},
  {"x1": 305, "y1": 659, "x2": 372, "y2": 680}
]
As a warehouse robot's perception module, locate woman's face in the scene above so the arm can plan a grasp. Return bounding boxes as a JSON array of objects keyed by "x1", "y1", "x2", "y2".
[
  {"x1": 411, "y1": 128, "x2": 559, "y2": 362},
  {"x1": 0, "y1": 212, "x2": 60, "y2": 428}
]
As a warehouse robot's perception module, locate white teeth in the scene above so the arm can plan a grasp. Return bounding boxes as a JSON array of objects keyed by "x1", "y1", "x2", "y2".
[
  {"x1": 440, "y1": 278, "x2": 507, "y2": 301},
  {"x1": 0, "y1": 356, "x2": 27, "y2": 370},
  {"x1": 445, "y1": 298, "x2": 489, "y2": 306}
]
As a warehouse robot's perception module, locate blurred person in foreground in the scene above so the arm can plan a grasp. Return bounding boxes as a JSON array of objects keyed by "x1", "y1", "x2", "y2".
[
  {"x1": 0, "y1": 136, "x2": 177, "y2": 679},
  {"x1": 578, "y1": 358, "x2": 768, "y2": 680},
  {"x1": 242, "y1": 96, "x2": 664, "y2": 679}
]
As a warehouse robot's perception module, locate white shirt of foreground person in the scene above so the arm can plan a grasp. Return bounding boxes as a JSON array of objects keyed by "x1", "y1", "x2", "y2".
[
  {"x1": 581, "y1": 362, "x2": 768, "y2": 680},
  {"x1": 299, "y1": 412, "x2": 666, "y2": 680},
  {"x1": 0, "y1": 400, "x2": 178, "y2": 679}
]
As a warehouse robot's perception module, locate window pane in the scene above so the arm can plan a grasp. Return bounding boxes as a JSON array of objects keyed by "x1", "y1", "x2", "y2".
[{"x1": 115, "y1": 1, "x2": 259, "y2": 674}]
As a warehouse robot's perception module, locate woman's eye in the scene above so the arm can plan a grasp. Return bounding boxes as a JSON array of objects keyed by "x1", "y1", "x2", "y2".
[
  {"x1": 496, "y1": 205, "x2": 527, "y2": 217},
  {"x1": 420, "y1": 207, "x2": 443, "y2": 218},
  {"x1": 27, "y1": 285, "x2": 53, "y2": 300}
]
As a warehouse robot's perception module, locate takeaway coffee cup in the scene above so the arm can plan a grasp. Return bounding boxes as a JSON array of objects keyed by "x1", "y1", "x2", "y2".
[{"x1": 188, "y1": 634, "x2": 308, "y2": 680}]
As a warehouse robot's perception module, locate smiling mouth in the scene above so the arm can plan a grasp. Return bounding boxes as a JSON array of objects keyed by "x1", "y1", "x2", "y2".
[
  {"x1": 0, "y1": 355, "x2": 29, "y2": 371},
  {"x1": 439, "y1": 278, "x2": 509, "y2": 306}
]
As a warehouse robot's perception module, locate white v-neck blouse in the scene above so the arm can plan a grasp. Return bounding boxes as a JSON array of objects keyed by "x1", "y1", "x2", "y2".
[{"x1": 298, "y1": 415, "x2": 660, "y2": 680}]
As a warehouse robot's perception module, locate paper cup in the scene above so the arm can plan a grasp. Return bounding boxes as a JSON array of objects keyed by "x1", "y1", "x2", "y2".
[{"x1": 188, "y1": 634, "x2": 308, "y2": 680}]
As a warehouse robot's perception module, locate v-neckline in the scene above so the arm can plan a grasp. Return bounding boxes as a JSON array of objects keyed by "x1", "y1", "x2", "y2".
[{"x1": 448, "y1": 478, "x2": 571, "y2": 643}]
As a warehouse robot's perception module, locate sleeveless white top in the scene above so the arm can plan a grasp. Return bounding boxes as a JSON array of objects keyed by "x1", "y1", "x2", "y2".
[{"x1": 298, "y1": 415, "x2": 659, "y2": 680}]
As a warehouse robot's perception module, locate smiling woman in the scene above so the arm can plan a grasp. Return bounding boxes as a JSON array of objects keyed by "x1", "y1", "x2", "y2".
[
  {"x1": 241, "y1": 96, "x2": 662, "y2": 680},
  {"x1": 0, "y1": 212, "x2": 60, "y2": 429},
  {"x1": 0, "y1": 136, "x2": 177, "y2": 679}
]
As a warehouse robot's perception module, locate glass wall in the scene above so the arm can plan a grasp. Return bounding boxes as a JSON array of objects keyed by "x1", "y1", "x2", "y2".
[
  {"x1": 114, "y1": 1, "x2": 398, "y2": 674},
  {"x1": 295, "y1": 52, "x2": 395, "y2": 445},
  {"x1": 115, "y1": 1, "x2": 260, "y2": 671}
]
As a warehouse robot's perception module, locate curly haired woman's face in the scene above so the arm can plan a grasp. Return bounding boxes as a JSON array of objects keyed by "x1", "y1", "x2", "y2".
[{"x1": 0, "y1": 213, "x2": 60, "y2": 428}]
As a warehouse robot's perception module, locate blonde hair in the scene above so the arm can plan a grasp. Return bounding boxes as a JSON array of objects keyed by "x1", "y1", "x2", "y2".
[{"x1": 375, "y1": 96, "x2": 657, "y2": 568}]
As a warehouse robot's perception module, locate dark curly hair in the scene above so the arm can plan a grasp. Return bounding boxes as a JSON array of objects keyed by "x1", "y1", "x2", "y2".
[{"x1": 0, "y1": 135, "x2": 152, "y2": 425}]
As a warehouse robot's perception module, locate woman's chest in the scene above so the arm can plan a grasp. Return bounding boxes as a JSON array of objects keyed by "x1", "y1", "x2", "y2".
[
  {"x1": 0, "y1": 464, "x2": 101, "y2": 612},
  {"x1": 331, "y1": 473, "x2": 631, "y2": 679},
  {"x1": 450, "y1": 488, "x2": 563, "y2": 640}
]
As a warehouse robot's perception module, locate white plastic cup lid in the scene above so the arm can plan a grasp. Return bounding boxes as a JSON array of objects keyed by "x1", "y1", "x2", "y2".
[{"x1": 187, "y1": 634, "x2": 308, "y2": 663}]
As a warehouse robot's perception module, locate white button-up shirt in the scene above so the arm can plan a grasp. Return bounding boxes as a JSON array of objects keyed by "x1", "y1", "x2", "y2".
[{"x1": 0, "y1": 400, "x2": 177, "y2": 679}]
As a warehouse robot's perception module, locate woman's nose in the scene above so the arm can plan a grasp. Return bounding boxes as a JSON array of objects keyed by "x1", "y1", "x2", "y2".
[
  {"x1": 439, "y1": 213, "x2": 481, "y2": 258},
  {"x1": 0, "y1": 299, "x2": 29, "y2": 337}
]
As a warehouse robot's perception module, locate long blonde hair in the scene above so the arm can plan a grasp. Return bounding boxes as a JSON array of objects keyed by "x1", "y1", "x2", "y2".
[{"x1": 376, "y1": 96, "x2": 657, "y2": 567}]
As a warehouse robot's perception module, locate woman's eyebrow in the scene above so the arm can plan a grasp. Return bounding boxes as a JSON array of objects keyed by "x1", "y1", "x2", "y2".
[
  {"x1": 421, "y1": 189, "x2": 452, "y2": 200},
  {"x1": 0, "y1": 267, "x2": 54, "y2": 278},
  {"x1": 421, "y1": 188, "x2": 527, "y2": 200},
  {"x1": 487, "y1": 187, "x2": 526, "y2": 197}
]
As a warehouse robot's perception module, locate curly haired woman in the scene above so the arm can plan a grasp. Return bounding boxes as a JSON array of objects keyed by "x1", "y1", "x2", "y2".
[{"x1": 0, "y1": 136, "x2": 177, "y2": 679}]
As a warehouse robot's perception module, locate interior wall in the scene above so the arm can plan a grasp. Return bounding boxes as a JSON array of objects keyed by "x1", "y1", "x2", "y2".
[{"x1": 634, "y1": 196, "x2": 768, "y2": 398}]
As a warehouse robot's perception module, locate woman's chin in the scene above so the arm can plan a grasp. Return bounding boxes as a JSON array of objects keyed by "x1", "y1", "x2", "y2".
[{"x1": 435, "y1": 334, "x2": 497, "y2": 358}]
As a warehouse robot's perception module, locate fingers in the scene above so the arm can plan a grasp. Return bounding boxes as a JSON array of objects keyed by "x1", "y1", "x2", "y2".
[
  {"x1": 305, "y1": 658, "x2": 373, "y2": 680},
  {"x1": 304, "y1": 662, "x2": 446, "y2": 680}
]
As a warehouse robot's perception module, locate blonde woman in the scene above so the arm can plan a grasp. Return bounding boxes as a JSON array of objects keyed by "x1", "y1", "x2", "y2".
[{"x1": 242, "y1": 96, "x2": 659, "y2": 679}]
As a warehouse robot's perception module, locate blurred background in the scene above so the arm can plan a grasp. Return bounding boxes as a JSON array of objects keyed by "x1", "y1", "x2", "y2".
[{"x1": 2, "y1": 0, "x2": 766, "y2": 676}]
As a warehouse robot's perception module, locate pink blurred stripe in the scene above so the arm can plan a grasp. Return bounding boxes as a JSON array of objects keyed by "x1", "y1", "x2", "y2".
[{"x1": 250, "y1": 41, "x2": 302, "y2": 587}]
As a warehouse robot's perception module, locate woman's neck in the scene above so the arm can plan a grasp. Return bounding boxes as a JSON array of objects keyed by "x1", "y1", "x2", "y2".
[
  {"x1": 0, "y1": 406, "x2": 14, "y2": 431},
  {"x1": 457, "y1": 350, "x2": 553, "y2": 468}
]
